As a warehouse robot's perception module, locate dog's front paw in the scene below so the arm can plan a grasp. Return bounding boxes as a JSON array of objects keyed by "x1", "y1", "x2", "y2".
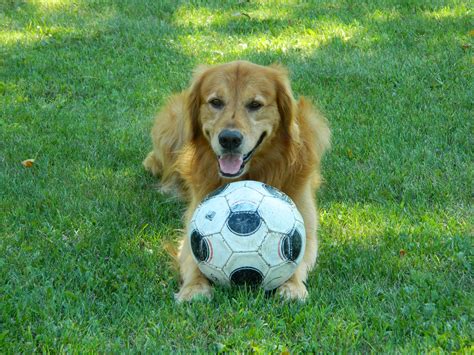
[
  {"x1": 277, "y1": 280, "x2": 308, "y2": 301},
  {"x1": 175, "y1": 280, "x2": 213, "y2": 303}
]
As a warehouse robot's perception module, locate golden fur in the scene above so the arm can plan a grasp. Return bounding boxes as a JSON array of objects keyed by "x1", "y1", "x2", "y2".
[{"x1": 143, "y1": 61, "x2": 330, "y2": 302}]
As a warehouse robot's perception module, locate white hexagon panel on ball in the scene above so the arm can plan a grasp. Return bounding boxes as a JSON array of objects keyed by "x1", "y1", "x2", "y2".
[
  {"x1": 217, "y1": 181, "x2": 245, "y2": 198},
  {"x1": 258, "y1": 231, "x2": 288, "y2": 267},
  {"x1": 192, "y1": 196, "x2": 230, "y2": 235},
  {"x1": 225, "y1": 186, "x2": 265, "y2": 209},
  {"x1": 190, "y1": 231, "x2": 233, "y2": 266},
  {"x1": 198, "y1": 262, "x2": 230, "y2": 287},
  {"x1": 258, "y1": 195, "x2": 296, "y2": 234},
  {"x1": 263, "y1": 262, "x2": 298, "y2": 291}
]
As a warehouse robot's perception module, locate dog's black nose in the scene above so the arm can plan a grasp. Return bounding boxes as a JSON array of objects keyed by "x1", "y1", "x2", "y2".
[{"x1": 218, "y1": 130, "x2": 243, "y2": 151}]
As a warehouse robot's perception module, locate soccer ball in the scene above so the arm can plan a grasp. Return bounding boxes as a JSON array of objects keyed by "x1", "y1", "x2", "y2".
[{"x1": 189, "y1": 180, "x2": 305, "y2": 291}]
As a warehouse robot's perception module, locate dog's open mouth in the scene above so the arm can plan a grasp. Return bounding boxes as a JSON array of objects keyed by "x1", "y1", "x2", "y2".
[{"x1": 218, "y1": 132, "x2": 266, "y2": 178}]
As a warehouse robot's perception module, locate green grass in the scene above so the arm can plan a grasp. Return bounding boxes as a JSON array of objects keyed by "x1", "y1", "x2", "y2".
[{"x1": 1, "y1": 0, "x2": 472, "y2": 352}]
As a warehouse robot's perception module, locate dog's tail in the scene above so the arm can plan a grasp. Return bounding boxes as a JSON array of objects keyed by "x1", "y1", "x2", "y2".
[{"x1": 163, "y1": 237, "x2": 180, "y2": 274}]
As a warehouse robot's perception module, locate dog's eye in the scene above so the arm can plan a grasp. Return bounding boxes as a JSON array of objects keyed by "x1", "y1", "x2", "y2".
[
  {"x1": 209, "y1": 98, "x2": 224, "y2": 109},
  {"x1": 247, "y1": 101, "x2": 263, "y2": 111}
]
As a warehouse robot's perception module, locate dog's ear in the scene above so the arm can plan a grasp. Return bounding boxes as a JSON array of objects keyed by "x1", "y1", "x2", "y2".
[
  {"x1": 270, "y1": 64, "x2": 299, "y2": 143},
  {"x1": 187, "y1": 65, "x2": 210, "y2": 141}
]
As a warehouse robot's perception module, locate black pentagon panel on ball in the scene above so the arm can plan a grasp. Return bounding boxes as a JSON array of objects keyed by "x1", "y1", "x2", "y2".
[
  {"x1": 230, "y1": 267, "x2": 264, "y2": 286},
  {"x1": 263, "y1": 184, "x2": 293, "y2": 204},
  {"x1": 227, "y1": 210, "x2": 262, "y2": 236},
  {"x1": 202, "y1": 184, "x2": 229, "y2": 202},
  {"x1": 280, "y1": 229, "x2": 303, "y2": 262},
  {"x1": 190, "y1": 230, "x2": 209, "y2": 262}
]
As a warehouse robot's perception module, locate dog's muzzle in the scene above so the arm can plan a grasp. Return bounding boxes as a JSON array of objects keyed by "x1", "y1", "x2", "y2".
[{"x1": 217, "y1": 132, "x2": 267, "y2": 178}]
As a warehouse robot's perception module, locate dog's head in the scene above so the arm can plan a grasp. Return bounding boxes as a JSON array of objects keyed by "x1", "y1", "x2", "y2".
[{"x1": 187, "y1": 61, "x2": 297, "y2": 179}]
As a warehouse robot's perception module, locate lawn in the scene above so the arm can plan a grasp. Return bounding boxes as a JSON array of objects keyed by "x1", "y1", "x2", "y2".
[{"x1": 1, "y1": 0, "x2": 472, "y2": 352}]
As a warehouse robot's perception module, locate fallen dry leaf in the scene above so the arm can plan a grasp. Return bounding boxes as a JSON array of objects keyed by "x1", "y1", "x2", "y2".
[
  {"x1": 346, "y1": 148, "x2": 353, "y2": 159},
  {"x1": 21, "y1": 159, "x2": 35, "y2": 167}
]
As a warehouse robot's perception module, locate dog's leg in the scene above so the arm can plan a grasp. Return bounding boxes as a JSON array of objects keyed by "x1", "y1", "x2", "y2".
[
  {"x1": 175, "y1": 236, "x2": 212, "y2": 302},
  {"x1": 277, "y1": 186, "x2": 318, "y2": 301},
  {"x1": 143, "y1": 150, "x2": 184, "y2": 198},
  {"x1": 143, "y1": 151, "x2": 162, "y2": 177},
  {"x1": 174, "y1": 200, "x2": 213, "y2": 302}
]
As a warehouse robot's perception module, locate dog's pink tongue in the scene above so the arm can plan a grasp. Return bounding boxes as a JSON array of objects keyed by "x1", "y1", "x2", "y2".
[{"x1": 219, "y1": 154, "x2": 243, "y2": 175}]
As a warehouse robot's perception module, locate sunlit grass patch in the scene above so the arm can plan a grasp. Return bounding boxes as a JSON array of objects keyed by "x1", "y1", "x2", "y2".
[
  {"x1": 320, "y1": 202, "x2": 470, "y2": 242},
  {"x1": 173, "y1": 9, "x2": 362, "y2": 61},
  {"x1": 0, "y1": 24, "x2": 80, "y2": 46},
  {"x1": 368, "y1": 8, "x2": 402, "y2": 22},
  {"x1": 423, "y1": 3, "x2": 471, "y2": 19},
  {"x1": 30, "y1": 0, "x2": 70, "y2": 9},
  {"x1": 0, "y1": 29, "x2": 32, "y2": 45}
]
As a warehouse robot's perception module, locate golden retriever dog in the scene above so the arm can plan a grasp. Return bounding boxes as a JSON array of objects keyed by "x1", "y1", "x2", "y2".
[{"x1": 143, "y1": 61, "x2": 330, "y2": 302}]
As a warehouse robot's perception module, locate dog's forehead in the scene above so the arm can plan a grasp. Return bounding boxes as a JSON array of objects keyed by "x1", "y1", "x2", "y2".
[{"x1": 201, "y1": 65, "x2": 276, "y2": 100}]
